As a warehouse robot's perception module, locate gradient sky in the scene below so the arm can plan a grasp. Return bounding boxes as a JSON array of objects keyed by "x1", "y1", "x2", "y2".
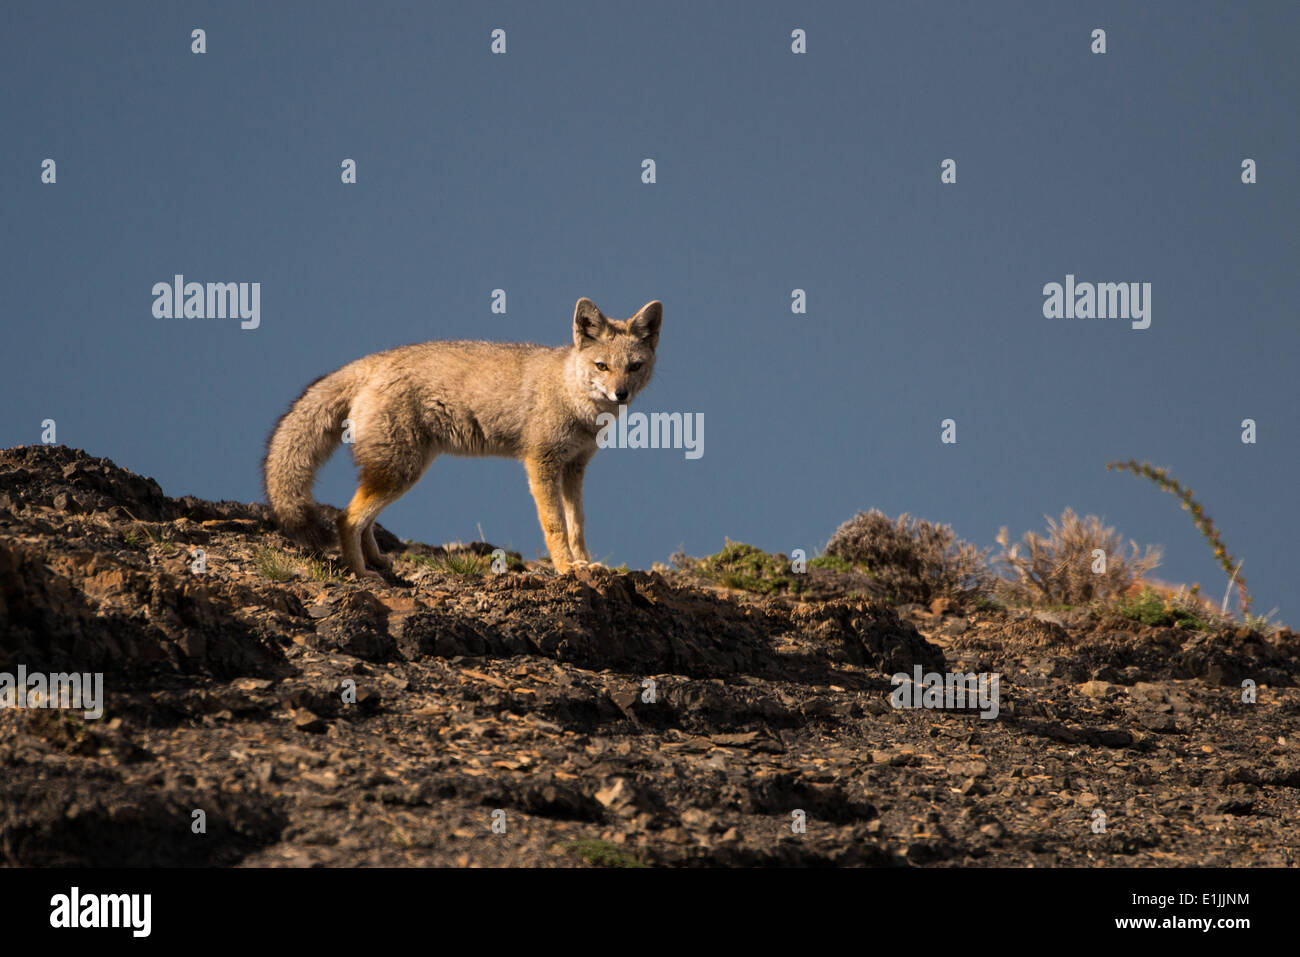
[{"x1": 3, "y1": 1, "x2": 1297, "y2": 619}]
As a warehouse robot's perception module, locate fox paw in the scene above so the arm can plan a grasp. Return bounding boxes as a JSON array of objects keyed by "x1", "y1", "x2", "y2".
[
  {"x1": 569, "y1": 560, "x2": 605, "y2": 571},
  {"x1": 367, "y1": 553, "x2": 394, "y2": 571}
]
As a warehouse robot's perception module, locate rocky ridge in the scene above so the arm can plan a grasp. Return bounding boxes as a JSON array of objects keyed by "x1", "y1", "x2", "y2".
[{"x1": 1, "y1": 445, "x2": 1297, "y2": 866}]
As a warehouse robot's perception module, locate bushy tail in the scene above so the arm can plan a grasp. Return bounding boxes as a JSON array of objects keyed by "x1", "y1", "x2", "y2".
[{"x1": 262, "y1": 368, "x2": 356, "y2": 550}]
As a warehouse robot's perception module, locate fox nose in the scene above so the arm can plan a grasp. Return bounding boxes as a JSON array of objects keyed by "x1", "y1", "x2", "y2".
[{"x1": 615, "y1": 389, "x2": 629, "y2": 401}]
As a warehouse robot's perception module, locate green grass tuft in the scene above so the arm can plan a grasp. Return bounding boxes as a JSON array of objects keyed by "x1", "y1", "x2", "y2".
[
  {"x1": 808, "y1": 554, "x2": 853, "y2": 573},
  {"x1": 561, "y1": 839, "x2": 647, "y2": 868},
  {"x1": 403, "y1": 551, "x2": 492, "y2": 575},
  {"x1": 303, "y1": 555, "x2": 346, "y2": 581},
  {"x1": 1116, "y1": 586, "x2": 1212, "y2": 631},
  {"x1": 254, "y1": 546, "x2": 296, "y2": 582},
  {"x1": 693, "y1": 540, "x2": 803, "y2": 595}
]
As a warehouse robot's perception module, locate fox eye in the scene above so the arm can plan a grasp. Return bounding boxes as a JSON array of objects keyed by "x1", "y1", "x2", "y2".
[
  {"x1": 627, "y1": 362, "x2": 643, "y2": 372},
  {"x1": 594, "y1": 361, "x2": 608, "y2": 371}
]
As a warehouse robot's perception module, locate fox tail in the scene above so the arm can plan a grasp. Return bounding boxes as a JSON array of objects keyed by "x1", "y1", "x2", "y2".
[{"x1": 262, "y1": 368, "x2": 355, "y2": 550}]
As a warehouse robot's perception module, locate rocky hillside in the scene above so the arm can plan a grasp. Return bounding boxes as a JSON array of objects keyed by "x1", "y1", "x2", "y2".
[{"x1": 1, "y1": 445, "x2": 1297, "y2": 866}]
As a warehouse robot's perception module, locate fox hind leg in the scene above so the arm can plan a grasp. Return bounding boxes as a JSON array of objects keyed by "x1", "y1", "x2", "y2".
[
  {"x1": 339, "y1": 460, "x2": 424, "y2": 579},
  {"x1": 338, "y1": 480, "x2": 393, "y2": 580},
  {"x1": 362, "y1": 522, "x2": 393, "y2": 570}
]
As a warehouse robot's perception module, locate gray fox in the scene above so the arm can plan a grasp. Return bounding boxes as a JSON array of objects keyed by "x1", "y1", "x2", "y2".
[{"x1": 262, "y1": 298, "x2": 661, "y2": 578}]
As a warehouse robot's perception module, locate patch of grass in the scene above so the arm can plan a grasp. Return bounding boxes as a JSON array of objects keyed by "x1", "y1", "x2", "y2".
[
  {"x1": 403, "y1": 551, "x2": 491, "y2": 575},
  {"x1": 441, "y1": 553, "x2": 490, "y2": 575},
  {"x1": 120, "y1": 509, "x2": 177, "y2": 553},
  {"x1": 973, "y1": 595, "x2": 1006, "y2": 613},
  {"x1": 1117, "y1": 588, "x2": 1172, "y2": 626},
  {"x1": 1116, "y1": 586, "x2": 1212, "y2": 631},
  {"x1": 1243, "y1": 610, "x2": 1281, "y2": 635},
  {"x1": 808, "y1": 554, "x2": 853, "y2": 573},
  {"x1": 254, "y1": 546, "x2": 296, "y2": 582},
  {"x1": 303, "y1": 555, "x2": 346, "y2": 582},
  {"x1": 561, "y1": 839, "x2": 646, "y2": 868},
  {"x1": 692, "y1": 540, "x2": 803, "y2": 595},
  {"x1": 251, "y1": 545, "x2": 344, "y2": 582}
]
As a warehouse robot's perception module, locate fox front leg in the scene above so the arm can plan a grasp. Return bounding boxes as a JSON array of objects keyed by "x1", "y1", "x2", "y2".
[
  {"x1": 561, "y1": 457, "x2": 595, "y2": 566},
  {"x1": 525, "y1": 457, "x2": 573, "y2": 573}
]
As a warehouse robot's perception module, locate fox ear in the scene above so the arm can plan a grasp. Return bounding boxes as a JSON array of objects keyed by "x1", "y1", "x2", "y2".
[
  {"x1": 629, "y1": 301, "x2": 662, "y2": 348},
  {"x1": 573, "y1": 298, "x2": 608, "y2": 345}
]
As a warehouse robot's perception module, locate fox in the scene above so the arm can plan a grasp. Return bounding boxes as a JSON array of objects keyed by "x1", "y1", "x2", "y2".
[{"x1": 262, "y1": 298, "x2": 662, "y2": 580}]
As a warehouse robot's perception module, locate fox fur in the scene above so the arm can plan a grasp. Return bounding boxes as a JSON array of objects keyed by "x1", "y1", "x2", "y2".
[{"x1": 262, "y1": 298, "x2": 662, "y2": 578}]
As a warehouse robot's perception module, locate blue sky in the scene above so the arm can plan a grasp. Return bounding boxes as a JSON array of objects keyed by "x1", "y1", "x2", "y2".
[{"x1": 3, "y1": 1, "x2": 1297, "y2": 619}]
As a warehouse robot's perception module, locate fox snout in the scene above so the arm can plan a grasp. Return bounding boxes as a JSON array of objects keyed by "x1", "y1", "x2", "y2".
[{"x1": 589, "y1": 371, "x2": 640, "y2": 404}]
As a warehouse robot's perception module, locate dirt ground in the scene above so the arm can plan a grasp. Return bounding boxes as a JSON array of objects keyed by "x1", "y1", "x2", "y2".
[{"x1": 2, "y1": 445, "x2": 1297, "y2": 867}]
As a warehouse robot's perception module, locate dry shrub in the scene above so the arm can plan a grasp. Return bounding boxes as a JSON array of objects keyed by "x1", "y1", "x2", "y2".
[
  {"x1": 824, "y1": 509, "x2": 993, "y2": 603},
  {"x1": 995, "y1": 508, "x2": 1160, "y2": 606}
]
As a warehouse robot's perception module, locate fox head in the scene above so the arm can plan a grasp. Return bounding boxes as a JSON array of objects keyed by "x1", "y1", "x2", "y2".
[{"x1": 571, "y1": 298, "x2": 661, "y2": 405}]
